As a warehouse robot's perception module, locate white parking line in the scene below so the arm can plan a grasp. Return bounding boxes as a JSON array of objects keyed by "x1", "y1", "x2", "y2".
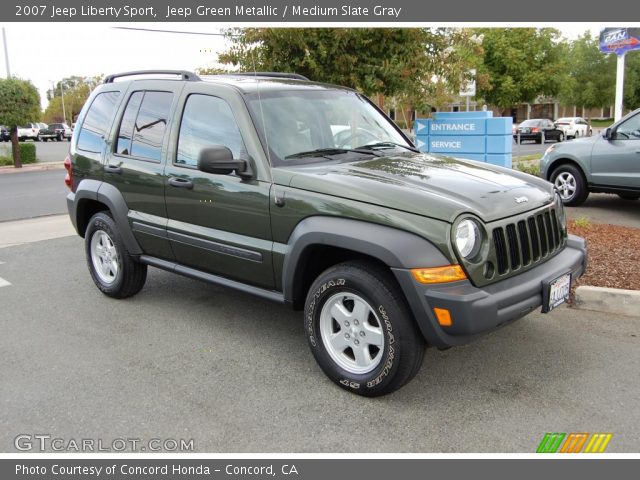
[{"x1": 0, "y1": 276, "x2": 11, "y2": 288}]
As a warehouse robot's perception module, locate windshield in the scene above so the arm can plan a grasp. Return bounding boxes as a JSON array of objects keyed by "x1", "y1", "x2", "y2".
[{"x1": 245, "y1": 89, "x2": 411, "y2": 166}]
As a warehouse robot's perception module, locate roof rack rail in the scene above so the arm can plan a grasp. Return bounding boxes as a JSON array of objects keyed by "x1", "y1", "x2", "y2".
[
  {"x1": 103, "y1": 70, "x2": 201, "y2": 83},
  {"x1": 222, "y1": 72, "x2": 309, "y2": 81}
]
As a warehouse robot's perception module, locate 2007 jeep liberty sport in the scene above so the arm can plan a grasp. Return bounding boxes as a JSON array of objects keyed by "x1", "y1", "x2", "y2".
[{"x1": 65, "y1": 70, "x2": 587, "y2": 396}]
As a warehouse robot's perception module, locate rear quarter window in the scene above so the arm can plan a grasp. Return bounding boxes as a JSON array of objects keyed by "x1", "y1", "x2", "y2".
[{"x1": 77, "y1": 91, "x2": 121, "y2": 153}]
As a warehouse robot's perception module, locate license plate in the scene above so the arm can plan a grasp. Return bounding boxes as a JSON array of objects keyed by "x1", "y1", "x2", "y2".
[{"x1": 542, "y1": 273, "x2": 571, "y2": 313}]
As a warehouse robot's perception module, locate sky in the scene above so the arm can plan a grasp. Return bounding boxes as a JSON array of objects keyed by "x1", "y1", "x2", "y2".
[{"x1": 0, "y1": 23, "x2": 609, "y2": 110}]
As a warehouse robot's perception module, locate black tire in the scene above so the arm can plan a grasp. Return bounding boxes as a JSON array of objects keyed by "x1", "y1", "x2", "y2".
[
  {"x1": 536, "y1": 136, "x2": 542, "y2": 144},
  {"x1": 557, "y1": 132, "x2": 564, "y2": 142},
  {"x1": 304, "y1": 261, "x2": 425, "y2": 397},
  {"x1": 35, "y1": 135, "x2": 41, "y2": 142},
  {"x1": 617, "y1": 194, "x2": 640, "y2": 200},
  {"x1": 84, "y1": 212, "x2": 147, "y2": 299},
  {"x1": 57, "y1": 134, "x2": 63, "y2": 141},
  {"x1": 550, "y1": 164, "x2": 589, "y2": 206}
]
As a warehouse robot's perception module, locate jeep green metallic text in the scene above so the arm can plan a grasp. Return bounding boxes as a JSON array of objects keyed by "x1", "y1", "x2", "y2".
[{"x1": 66, "y1": 71, "x2": 587, "y2": 396}]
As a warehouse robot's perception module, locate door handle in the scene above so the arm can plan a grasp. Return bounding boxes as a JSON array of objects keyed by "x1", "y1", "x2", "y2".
[
  {"x1": 104, "y1": 164, "x2": 122, "y2": 174},
  {"x1": 168, "y1": 177, "x2": 194, "y2": 189}
]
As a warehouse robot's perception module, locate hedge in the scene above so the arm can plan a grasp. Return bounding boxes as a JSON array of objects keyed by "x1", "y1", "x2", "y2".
[{"x1": 0, "y1": 143, "x2": 37, "y2": 166}]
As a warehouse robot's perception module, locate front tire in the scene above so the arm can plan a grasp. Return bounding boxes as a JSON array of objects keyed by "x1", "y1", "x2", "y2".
[
  {"x1": 551, "y1": 164, "x2": 589, "y2": 206},
  {"x1": 304, "y1": 261, "x2": 425, "y2": 397},
  {"x1": 557, "y1": 132, "x2": 564, "y2": 142},
  {"x1": 85, "y1": 212, "x2": 147, "y2": 299}
]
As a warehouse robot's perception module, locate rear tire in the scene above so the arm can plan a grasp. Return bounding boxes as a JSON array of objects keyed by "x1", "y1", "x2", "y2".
[
  {"x1": 85, "y1": 212, "x2": 147, "y2": 299},
  {"x1": 304, "y1": 261, "x2": 425, "y2": 397},
  {"x1": 551, "y1": 164, "x2": 589, "y2": 206}
]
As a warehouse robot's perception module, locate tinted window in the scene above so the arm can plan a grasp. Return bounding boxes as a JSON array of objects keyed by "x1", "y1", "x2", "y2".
[
  {"x1": 520, "y1": 120, "x2": 542, "y2": 127},
  {"x1": 77, "y1": 91, "x2": 120, "y2": 153},
  {"x1": 129, "y1": 91, "x2": 172, "y2": 161},
  {"x1": 176, "y1": 94, "x2": 246, "y2": 167},
  {"x1": 617, "y1": 114, "x2": 640, "y2": 140},
  {"x1": 116, "y1": 91, "x2": 144, "y2": 155}
]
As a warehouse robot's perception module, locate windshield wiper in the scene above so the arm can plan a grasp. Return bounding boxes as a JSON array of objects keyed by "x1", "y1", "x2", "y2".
[
  {"x1": 285, "y1": 148, "x2": 380, "y2": 159},
  {"x1": 355, "y1": 142, "x2": 421, "y2": 153}
]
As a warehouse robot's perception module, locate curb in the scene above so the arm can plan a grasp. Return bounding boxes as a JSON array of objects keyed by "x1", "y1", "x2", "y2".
[
  {"x1": 574, "y1": 286, "x2": 640, "y2": 317},
  {"x1": 0, "y1": 162, "x2": 65, "y2": 175}
]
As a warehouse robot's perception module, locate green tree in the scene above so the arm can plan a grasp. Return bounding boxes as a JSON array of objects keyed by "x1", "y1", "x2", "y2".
[
  {"x1": 212, "y1": 28, "x2": 482, "y2": 110},
  {"x1": 559, "y1": 32, "x2": 615, "y2": 120},
  {"x1": 475, "y1": 28, "x2": 567, "y2": 113},
  {"x1": 0, "y1": 78, "x2": 41, "y2": 168},
  {"x1": 44, "y1": 75, "x2": 101, "y2": 124},
  {"x1": 624, "y1": 51, "x2": 640, "y2": 111}
]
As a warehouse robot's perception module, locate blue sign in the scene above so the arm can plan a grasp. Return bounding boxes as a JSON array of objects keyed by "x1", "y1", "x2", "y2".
[
  {"x1": 414, "y1": 111, "x2": 513, "y2": 168},
  {"x1": 599, "y1": 28, "x2": 640, "y2": 56},
  {"x1": 429, "y1": 136, "x2": 485, "y2": 154},
  {"x1": 429, "y1": 118, "x2": 486, "y2": 136}
]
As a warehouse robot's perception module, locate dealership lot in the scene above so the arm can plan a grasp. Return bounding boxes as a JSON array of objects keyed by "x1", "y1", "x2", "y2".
[{"x1": 0, "y1": 234, "x2": 638, "y2": 452}]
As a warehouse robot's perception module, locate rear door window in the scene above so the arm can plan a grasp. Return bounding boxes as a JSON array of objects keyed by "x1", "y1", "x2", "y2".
[{"x1": 116, "y1": 91, "x2": 173, "y2": 162}]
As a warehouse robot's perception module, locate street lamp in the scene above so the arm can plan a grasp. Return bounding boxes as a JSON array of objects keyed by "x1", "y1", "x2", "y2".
[{"x1": 50, "y1": 79, "x2": 68, "y2": 124}]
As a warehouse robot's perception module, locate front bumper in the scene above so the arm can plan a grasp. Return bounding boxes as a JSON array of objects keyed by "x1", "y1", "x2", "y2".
[{"x1": 392, "y1": 234, "x2": 587, "y2": 348}]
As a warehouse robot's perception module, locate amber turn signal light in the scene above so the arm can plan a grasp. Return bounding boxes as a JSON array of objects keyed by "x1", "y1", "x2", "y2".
[
  {"x1": 433, "y1": 308, "x2": 452, "y2": 327},
  {"x1": 411, "y1": 265, "x2": 467, "y2": 284}
]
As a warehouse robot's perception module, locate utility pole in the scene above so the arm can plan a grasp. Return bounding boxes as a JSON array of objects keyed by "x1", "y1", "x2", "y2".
[
  {"x1": 60, "y1": 82, "x2": 67, "y2": 125},
  {"x1": 2, "y1": 28, "x2": 10, "y2": 78}
]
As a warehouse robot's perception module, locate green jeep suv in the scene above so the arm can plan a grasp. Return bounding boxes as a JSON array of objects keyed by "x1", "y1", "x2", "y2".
[{"x1": 66, "y1": 71, "x2": 587, "y2": 396}]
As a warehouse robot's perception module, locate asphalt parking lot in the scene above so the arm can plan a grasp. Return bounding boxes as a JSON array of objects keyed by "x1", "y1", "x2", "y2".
[{"x1": 0, "y1": 233, "x2": 638, "y2": 452}]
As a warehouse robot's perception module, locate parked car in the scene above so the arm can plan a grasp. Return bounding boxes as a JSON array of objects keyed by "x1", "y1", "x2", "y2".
[
  {"x1": 49, "y1": 122, "x2": 73, "y2": 141},
  {"x1": 37, "y1": 123, "x2": 58, "y2": 141},
  {"x1": 65, "y1": 70, "x2": 587, "y2": 396},
  {"x1": 17, "y1": 123, "x2": 41, "y2": 141},
  {"x1": 514, "y1": 119, "x2": 565, "y2": 143},
  {"x1": 541, "y1": 107, "x2": 640, "y2": 205},
  {"x1": 554, "y1": 117, "x2": 592, "y2": 139},
  {"x1": 0, "y1": 125, "x2": 10, "y2": 142}
]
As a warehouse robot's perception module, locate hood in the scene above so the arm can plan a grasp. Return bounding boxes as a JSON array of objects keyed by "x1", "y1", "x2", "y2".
[{"x1": 276, "y1": 153, "x2": 555, "y2": 223}]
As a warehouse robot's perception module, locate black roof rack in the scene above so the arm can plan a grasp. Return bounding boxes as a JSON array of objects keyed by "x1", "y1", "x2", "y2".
[
  {"x1": 220, "y1": 72, "x2": 309, "y2": 81},
  {"x1": 103, "y1": 70, "x2": 201, "y2": 84}
]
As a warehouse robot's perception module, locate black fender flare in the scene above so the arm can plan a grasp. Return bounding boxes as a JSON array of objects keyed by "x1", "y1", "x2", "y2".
[
  {"x1": 281, "y1": 216, "x2": 450, "y2": 304},
  {"x1": 71, "y1": 179, "x2": 142, "y2": 255}
]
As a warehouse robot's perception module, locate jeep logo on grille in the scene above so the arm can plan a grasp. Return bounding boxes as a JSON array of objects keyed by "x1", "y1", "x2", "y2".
[{"x1": 514, "y1": 196, "x2": 529, "y2": 204}]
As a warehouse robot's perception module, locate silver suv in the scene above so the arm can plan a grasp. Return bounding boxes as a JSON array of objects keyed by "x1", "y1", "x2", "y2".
[{"x1": 540, "y1": 108, "x2": 640, "y2": 205}]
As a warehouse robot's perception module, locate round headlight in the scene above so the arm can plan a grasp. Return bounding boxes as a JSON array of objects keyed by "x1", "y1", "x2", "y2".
[{"x1": 455, "y1": 219, "x2": 481, "y2": 258}]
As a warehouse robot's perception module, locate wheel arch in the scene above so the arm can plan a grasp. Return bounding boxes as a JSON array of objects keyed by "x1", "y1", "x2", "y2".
[
  {"x1": 546, "y1": 158, "x2": 587, "y2": 182},
  {"x1": 282, "y1": 216, "x2": 451, "y2": 310},
  {"x1": 71, "y1": 179, "x2": 142, "y2": 255}
]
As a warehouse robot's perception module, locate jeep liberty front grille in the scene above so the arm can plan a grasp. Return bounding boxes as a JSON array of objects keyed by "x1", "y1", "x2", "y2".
[{"x1": 490, "y1": 207, "x2": 564, "y2": 277}]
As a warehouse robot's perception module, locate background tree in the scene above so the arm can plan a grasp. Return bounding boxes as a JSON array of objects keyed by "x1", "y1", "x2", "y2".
[
  {"x1": 559, "y1": 32, "x2": 615, "y2": 122},
  {"x1": 623, "y1": 52, "x2": 640, "y2": 111},
  {"x1": 0, "y1": 78, "x2": 41, "y2": 168},
  {"x1": 212, "y1": 28, "x2": 483, "y2": 115},
  {"x1": 43, "y1": 75, "x2": 101, "y2": 124},
  {"x1": 474, "y1": 28, "x2": 567, "y2": 115}
]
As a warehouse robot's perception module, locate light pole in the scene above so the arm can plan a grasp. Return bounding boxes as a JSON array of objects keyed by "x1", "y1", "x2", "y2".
[
  {"x1": 2, "y1": 27, "x2": 10, "y2": 78},
  {"x1": 60, "y1": 81, "x2": 67, "y2": 125}
]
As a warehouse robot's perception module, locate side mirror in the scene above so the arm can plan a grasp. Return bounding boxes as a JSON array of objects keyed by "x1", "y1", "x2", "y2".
[
  {"x1": 604, "y1": 128, "x2": 613, "y2": 140},
  {"x1": 197, "y1": 146, "x2": 253, "y2": 178}
]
